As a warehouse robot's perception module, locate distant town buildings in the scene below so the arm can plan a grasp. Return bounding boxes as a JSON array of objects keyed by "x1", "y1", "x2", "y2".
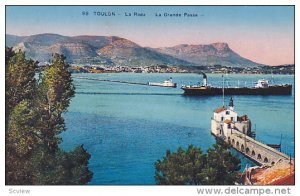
[
  {"x1": 69, "y1": 64, "x2": 294, "y2": 75},
  {"x1": 70, "y1": 65, "x2": 189, "y2": 74}
]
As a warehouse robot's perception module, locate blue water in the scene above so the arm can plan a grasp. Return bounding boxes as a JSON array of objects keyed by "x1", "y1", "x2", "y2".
[{"x1": 60, "y1": 73, "x2": 294, "y2": 185}]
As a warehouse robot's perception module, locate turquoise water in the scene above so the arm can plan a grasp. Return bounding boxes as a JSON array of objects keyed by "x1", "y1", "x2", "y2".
[{"x1": 60, "y1": 73, "x2": 294, "y2": 185}]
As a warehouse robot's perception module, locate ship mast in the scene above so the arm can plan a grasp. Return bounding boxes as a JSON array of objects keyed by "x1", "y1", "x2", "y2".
[{"x1": 222, "y1": 74, "x2": 225, "y2": 107}]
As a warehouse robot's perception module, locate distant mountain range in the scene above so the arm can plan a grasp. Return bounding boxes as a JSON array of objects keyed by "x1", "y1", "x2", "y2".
[{"x1": 6, "y1": 33, "x2": 265, "y2": 67}]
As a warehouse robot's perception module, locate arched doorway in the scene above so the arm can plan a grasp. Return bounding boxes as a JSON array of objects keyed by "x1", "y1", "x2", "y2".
[
  {"x1": 246, "y1": 147, "x2": 250, "y2": 155},
  {"x1": 257, "y1": 154, "x2": 262, "y2": 160},
  {"x1": 241, "y1": 144, "x2": 245, "y2": 152}
]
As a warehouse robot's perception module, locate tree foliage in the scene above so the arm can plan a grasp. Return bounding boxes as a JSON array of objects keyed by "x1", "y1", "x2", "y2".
[
  {"x1": 5, "y1": 49, "x2": 37, "y2": 120},
  {"x1": 28, "y1": 145, "x2": 92, "y2": 185},
  {"x1": 201, "y1": 139, "x2": 241, "y2": 185},
  {"x1": 5, "y1": 48, "x2": 93, "y2": 185},
  {"x1": 155, "y1": 145, "x2": 205, "y2": 185},
  {"x1": 155, "y1": 139, "x2": 241, "y2": 185},
  {"x1": 36, "y1": 53, "x2": 75, "y2": 151}
]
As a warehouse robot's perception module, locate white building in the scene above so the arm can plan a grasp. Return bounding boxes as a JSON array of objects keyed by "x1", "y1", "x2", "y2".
[{"x1": 211, "y1": 97, "x2": 251, "y2": 139}]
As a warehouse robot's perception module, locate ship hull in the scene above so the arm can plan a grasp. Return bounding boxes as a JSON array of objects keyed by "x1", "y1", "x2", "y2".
[{"x1": 182, "y1": 85, "x2": 292, "y2": 96}]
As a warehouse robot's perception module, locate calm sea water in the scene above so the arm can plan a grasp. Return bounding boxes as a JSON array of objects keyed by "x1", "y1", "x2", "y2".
[{"x1": 59, "y1": 73, "x2": 294, "y2": 185}]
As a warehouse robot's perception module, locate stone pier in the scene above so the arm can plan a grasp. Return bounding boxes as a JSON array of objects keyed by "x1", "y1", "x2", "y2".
[{"x1": 212, "y1": 119, "x2": 290, "y2": 166}]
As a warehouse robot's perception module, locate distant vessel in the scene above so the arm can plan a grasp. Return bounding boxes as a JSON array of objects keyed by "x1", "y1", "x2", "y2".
[
  {"x1": 181, "y1": 73, "x2": 292, "y2": 96},
  {"x1": 148, "y1": 77, "x2": 177, "y2": 88}
]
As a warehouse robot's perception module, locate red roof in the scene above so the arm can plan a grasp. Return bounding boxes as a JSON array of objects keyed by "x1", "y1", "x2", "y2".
[
  {"x1": 270, "y1": 173, "x2": 295, "y2": 185},
  {"x1": 214, "y1": 107, "x2": 226, "y2": 113}
]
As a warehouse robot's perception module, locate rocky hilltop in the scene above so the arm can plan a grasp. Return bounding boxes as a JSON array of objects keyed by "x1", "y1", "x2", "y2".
[
  {"x1": 6, "y1": 33, "x2": 264, "y2": 67},
  {"x1": 155, "y1": 42, "x2": 263, "y2": 67}
]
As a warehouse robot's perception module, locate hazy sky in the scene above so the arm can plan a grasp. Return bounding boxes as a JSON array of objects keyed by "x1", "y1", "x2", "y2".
[{"x1": 6, "y1": 6, "x2": 294, "y2": 65}]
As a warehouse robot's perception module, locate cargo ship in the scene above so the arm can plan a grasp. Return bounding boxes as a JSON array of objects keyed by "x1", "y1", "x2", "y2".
[{"x1": 181, "y1": 72, "x2": 292, "y2": 96}]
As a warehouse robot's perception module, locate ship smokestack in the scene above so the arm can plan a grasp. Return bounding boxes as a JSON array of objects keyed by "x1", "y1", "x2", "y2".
[{"x1": 201, "y1": 72, "x2": 207, "y2": 87}]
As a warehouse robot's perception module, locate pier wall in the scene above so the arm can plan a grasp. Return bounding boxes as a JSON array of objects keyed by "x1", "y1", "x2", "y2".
[{"x1": 211, "y1": 119, "x2": 290, "y2": 166}]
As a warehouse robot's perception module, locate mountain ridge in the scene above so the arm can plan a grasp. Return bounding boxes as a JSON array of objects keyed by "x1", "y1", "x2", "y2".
[{"x1": 6, "y1": 33, "x2": 265, "y2": 67}]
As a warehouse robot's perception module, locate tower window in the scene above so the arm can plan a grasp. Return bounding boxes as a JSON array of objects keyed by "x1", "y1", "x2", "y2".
[{"x1": 226, "y1": 111, "x2": 230, "y2": 115}]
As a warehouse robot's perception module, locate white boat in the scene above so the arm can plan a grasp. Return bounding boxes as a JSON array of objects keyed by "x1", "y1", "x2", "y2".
[{"x1": 148, "y1": 78, "x2": 177, "y2": 88}]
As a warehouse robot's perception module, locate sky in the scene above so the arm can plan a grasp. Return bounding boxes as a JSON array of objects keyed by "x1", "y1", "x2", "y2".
[{"x1": 6, "y1": 6, "x2": 294, "y2": 65}]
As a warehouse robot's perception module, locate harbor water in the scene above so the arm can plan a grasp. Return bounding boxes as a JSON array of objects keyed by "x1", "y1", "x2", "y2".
[{"x1": 59, "y1": 73, "x2": 294, "y2": 185}]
